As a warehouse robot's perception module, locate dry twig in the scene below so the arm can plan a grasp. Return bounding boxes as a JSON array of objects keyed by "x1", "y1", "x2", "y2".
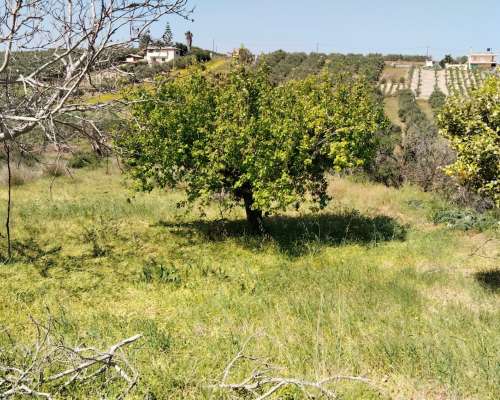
[
  {"x1": 208, "y1": 338, "x2": 386, "y2": 399},
  {"x1": 0, "y1": 317, "x2": 142, "y2": 399}
]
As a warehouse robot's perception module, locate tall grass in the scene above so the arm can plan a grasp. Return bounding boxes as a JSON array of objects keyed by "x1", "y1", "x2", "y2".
[{"x1": 0, "y1": 166, "x2": 498, "y2": 399}]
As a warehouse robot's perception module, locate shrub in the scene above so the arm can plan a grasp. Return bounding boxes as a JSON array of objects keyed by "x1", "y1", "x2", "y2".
[
  {"x1": 432, "y1": 207, "x2": 498, "y2": 231},
  {"x1": 366, "y1": 124, "x2": 404, "y2": 187},
  {"x1": 438, "y1": 76, "x2": 500, "y2": 207},
  {"x1": 68, "y1": 151, "x2": 101, "y2": 169},
  {"x1": 398, "y1": 90, "x2": 455, "y2": 191},
  {"x1": 43, "y1": 163, "x2": 67, "y2": 177},
  {"x1": 429, "y1": 88, "x2": 446, "y2": 112}
]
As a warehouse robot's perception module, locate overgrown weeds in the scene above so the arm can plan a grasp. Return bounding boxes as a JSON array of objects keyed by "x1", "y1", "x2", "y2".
[{"x1": 432, "y1": 207, "x2": 499, "y2": 231}]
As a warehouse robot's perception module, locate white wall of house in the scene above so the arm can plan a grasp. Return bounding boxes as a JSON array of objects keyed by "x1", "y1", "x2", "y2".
[
  {"x1": 468, "y1": 52, "x2": 497, "y2": 69},
  {"x1": 144, "y1": 47, "x2": 179, "y2": 65}
]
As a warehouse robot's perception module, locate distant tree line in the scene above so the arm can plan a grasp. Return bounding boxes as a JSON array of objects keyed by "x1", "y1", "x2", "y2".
[
  {"x1": 381, "y1": 54, "x2": 428, "y2": 62},
  {"x1": 257, "y1": 51, "x2": 385, "y2": 84}
]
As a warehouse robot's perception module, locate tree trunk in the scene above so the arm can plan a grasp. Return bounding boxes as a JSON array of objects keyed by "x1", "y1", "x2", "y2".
[
  {"x1": 241, "y1": 190, "x2": 264, "y2": 234},
  {"x1": 4, "y1": 142, "x2": 11, "y2": 260}
]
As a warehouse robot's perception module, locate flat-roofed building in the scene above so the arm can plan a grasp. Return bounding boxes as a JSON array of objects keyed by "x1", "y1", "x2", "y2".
[
  {"x1": 468, "y1": 50, "x2": 497, "y2": 70},
  {"x1": 144, "y1": 47, "x2": 180, "y2": 65}
]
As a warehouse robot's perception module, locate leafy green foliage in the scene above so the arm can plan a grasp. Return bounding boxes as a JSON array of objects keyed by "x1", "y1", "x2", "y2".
[
  {"x1": 429, "y1": 88, "x2": 447, "y2": 112},
  {"x1": 437, "y1": 76, "x2": 500, "y2": 207},
  {"x1": 68, "y1": 151, "x2": 102, "y2": 169},
  {"x1": 116, "y1": 66, "x2": 387, "y2": 229},
  {"x1": 258, "y1": 51, "x2": 385, "y2": 84},
  {"x1": 432, "y1": 207, "x2": 499, "y2": 231}
]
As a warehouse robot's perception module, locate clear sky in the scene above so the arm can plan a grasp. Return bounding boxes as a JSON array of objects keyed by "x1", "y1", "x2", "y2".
[{"x1": 157, "y1": 0, "x2": 500, "y2": 59}]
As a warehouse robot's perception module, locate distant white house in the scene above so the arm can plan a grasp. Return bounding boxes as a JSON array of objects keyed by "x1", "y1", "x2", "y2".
[
  {"x1": 125, "y1": 54, "x2": 143, "y2": 64},
  {"x1": 144, "y1": 46, "x2": 180, "y2": 65}
]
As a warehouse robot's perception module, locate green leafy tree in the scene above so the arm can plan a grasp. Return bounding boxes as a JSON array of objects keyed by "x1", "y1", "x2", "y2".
[
  {"x1": 162, "y1": 23, "x2": 173, "y2": 46},
  {"x1": 438, "y1": 76, "x2": 500, "y2": 206},
  {"x1": 234, "y1": 46, "x2": 255, "y2": 65},
  {"x1": 440, "y1": 54, "x2": 454, "y2": 69},
  {"x1": 116, "y1": 67, "x2": 387, "y2": 232},
  {"x1": 429, "y1": 88, "x2": 447, "y2": 112}
]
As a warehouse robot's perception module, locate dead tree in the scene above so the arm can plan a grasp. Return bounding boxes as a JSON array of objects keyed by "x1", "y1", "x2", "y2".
[
  {"x1": 0, "y1": 0, "x2": 192, "y2": 257},
  {"x1": 0, "y1": 0, "x2": 193, "y2": 144}
]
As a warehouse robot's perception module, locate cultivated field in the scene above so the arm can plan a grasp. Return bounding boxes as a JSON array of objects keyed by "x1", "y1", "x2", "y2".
[
  {"x1": 380, "y1": 64, "x2": 497, "y2": 100},
  {"x1": 0, "y1": 164, "x2": 498, "y2": 399}
]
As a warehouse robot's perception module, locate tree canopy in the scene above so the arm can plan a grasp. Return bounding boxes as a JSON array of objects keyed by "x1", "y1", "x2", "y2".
[
  {"x1": 438, "y1": 76, "x2": 500, "y2": 207},
  {"x1": 117, "y1": 66, "x2": 387, "y2": 231}
]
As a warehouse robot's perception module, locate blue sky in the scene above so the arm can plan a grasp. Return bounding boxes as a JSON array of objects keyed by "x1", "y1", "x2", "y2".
[{"x1": 159, "y1": 0, "x2": 500, "y2": 59}]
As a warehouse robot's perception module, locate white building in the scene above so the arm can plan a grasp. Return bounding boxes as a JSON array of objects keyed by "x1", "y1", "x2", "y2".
[
  {"x1": 125, "y1": 54, "x2": 143, "y2": 64},
  {"x1": 468, "y1": 50, "x2": 497, "y2": 70},
  {"x1": 144, "y1": 47, "x2": 180, "y2": 65}
]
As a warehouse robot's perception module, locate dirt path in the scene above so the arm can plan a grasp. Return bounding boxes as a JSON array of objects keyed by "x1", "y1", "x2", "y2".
[
  {"x1": 436, "y1": 70, "x2": 448, "y2": 95},
  {"x1": 418, "y1": 69, "x2": 435, "y2": 99}
]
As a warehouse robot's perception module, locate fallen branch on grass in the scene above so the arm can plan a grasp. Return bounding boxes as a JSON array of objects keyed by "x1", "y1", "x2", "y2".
[
  {"x1": 208, "y1": 338, "x2": 386, "y2": 399},
  {"x1": 0, "y1": 317, "x2": 141, "y2": 399}
]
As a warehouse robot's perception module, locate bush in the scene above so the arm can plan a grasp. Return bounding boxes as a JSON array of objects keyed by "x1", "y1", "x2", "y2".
[
  {"x1": 398, "y1": 90, "x2": 455, "y2": 191},
  {"x1": 432, "y1": 207, "x2": 498, "y2": 231},
  {"x1": 438, "y1": 76, "x2": 500, "y2": 207},
  {"x1": 1, "y1": 165, "x2": 38, "y2": 186},
  {"x1": 68, "y1": 151, "x2": 101, "y2": 169},
  {"x1": 429, "y1": 88, "x2": 446, "y2": 112},
  {"x1": 366, "y1": 124, "x2": 404, "y2": 187},
  {"x1": 43, "y1": 163, "x2": 67, "y2": 177}
]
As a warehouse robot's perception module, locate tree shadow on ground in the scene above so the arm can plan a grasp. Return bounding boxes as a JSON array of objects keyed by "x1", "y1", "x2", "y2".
[
  {"x1": 474, "y1": 269, "x2": 500, "y2": 293},
  {"x1": 155, "y1": 210, "x2": 407, "y2": 257}
]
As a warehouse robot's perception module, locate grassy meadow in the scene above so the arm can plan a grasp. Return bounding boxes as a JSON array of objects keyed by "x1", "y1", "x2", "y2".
[{"x1": 0, "y1": 163, "x2": 498, "y2": 399}]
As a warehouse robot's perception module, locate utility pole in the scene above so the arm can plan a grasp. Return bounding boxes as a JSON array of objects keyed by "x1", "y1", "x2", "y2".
[
  {"x1": 316, "y1": 42, "x2": 319, "y2": 53},
  {"x1": 212, "y1": 39, "x2": 215, "y2": 53}
]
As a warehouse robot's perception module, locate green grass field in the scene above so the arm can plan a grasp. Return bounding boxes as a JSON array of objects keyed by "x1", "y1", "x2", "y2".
[{"x1": 0, "y1": 164, "x2": 498, "y2": 399}]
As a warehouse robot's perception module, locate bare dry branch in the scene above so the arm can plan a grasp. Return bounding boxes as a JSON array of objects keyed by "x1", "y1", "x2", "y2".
[
  {"x1": 0, "y1": 0, "x2": 193, "y2": 142},
  {"x1": 0, "y1": 317, "x2": 142, "y2": 399},
  {"x1": 208, "y1": 338, "x2": 387, "y2": 400}
]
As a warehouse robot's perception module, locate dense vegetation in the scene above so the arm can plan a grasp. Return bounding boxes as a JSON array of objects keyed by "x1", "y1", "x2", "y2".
[
  {"x1": 429, "y1": 87, "x2": 447, "y2": 112},
  {"x1": 117, "y1": 65, "x2": 387, "y2": 231},
  {"x1": 438, "y1": 76, "x2": 500, "y2": 207},
  {"x1": 257, "y1": 51, "x2": 385, "y2": 83}
]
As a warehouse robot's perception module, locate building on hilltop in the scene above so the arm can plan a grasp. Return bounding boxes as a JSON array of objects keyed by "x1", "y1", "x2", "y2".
[
  {"x1": 468, "y1": 49, "x2": 497, "y2": 70},
  {"x1": 125, "y1": 47, "x2": 180, "y2": 65},
  {"x1": 144, "y1": 46, "x2": 180, "y2": 65}
]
